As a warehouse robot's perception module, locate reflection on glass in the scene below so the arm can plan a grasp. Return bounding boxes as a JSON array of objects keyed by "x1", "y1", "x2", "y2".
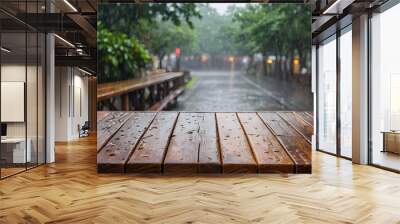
[
  {"x1": 27, "y1": 31, "x2": 38, "y2": 169},
  {"x1": 1, "y1": 31, "x2": 27, "y2": 177},
  {"x1": 371, "y1": 4, "x2": 400, "y2": 171},
  {"x1": 0, "y1": 0, "x2": 47, "y2": 178},
  {"x1": 318, "y1": 36, "x2": 337, "y2": 154},
  {"x1": 340, "y1": 29, "x2": 352, "y2": 158}
]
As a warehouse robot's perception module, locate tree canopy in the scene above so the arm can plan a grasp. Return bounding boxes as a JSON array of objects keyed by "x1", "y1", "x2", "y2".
[
  {"x1": 231, "y1": 4, "x2": 311, "y2": 78},
  {"x1": 98, "y1": 3, "x2": 311, "y2": 82},
  {"x1": 98, "y1": 3, "x2": 201, "y2": 83}
]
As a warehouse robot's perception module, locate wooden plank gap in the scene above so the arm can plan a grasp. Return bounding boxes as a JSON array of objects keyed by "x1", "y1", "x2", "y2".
[
  {"x1": 197, "y1": 113, "x2": 221, "y2": 173},
  {"x1": 236, "y1": 112, "x2": 259, "y2": 172},
  {"x1": 97, "y1": 112, "x2": 133, "y2": 153},
  {"x1": 294, "y1": 112, "x2": 313, "y2": 127},
  {"x1": 238, "y1": 113, "x2": 294, "y2": 173},
  {"x1": 160, "y1": 112, "x2": 181, "y2": 173},
  {"x1": 277, "y1": 112, "x2": 313, "y2": 144},
  {"x1": 216, "y1": 113, "x2": 257, "y2": 173},
  {"x1": 126, "y1": 112, "x2": 179, "y2": 173},
  {"x1": 123, "y1": 112, "x2": 159, "y2": 171},
  {"x1": 256, "y1": 112, "x2": 297, "y2": 170},
  {"x1": 97, "y1": 112, "x2": 156, "y2": 173}
]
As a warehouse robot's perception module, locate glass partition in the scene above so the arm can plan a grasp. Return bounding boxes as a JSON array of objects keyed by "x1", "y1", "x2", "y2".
[
  {"x1": 1, "y1": 30, "x2": 28, "y2": 177},
  {"x1": 339, "y1": 27, "x2": 352, "y2": 158},
  {"x1": 0, "y1": 1, "x2": 46, "y2": 179},
  {"x1": 370, "y1": 3, "x2": 400, "y2": 171},
  {"x1": 317, "y1": 35, "x2": 337, "y2": 154},
  {"x1": 27, "y1": 30, "x2": 38, "y2": 169}
]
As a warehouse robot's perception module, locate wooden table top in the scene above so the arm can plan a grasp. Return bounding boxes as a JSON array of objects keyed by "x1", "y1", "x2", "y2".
[{"x1": 97, "y1": 111, "x2": 313, "y2": 174}]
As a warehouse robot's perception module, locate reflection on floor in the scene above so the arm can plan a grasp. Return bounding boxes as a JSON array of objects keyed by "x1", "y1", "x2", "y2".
[
  {"x1": 0, "y1": 167, "x2": 25, "y2": 178},
  {"x1": 373, "y1": 151, "x2": 400, "y2": 171},
  {"x1": 1, "y1": 162, "x2": 45, "y2": 179},
  {"x1": 1, "y1": 135, "x2": 400, "y2": 222}
]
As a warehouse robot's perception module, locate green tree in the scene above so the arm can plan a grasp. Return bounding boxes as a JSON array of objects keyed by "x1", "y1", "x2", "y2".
[
  {"x1": 98, "y1": 3, "x2": 201, "y2": 37},
  {"x1": 149, "y1": 21, "x2": 197, "y2": 69},
  {"x1": 97, "y1": 22, "x2": 150, "y2": 83},
  {"x1": 190, "y1": 4, "x2": 236, "y2": 56},
  {"x1": 98, "y1": 3, "x2": 201, "y2": 81},
  {"x1": 232, "y1": 4, "x2": 311, "y2": 79}
]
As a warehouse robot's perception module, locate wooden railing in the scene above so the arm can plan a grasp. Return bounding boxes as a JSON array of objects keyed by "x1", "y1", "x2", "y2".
[{"x1": 97, "y1": 71, "x2": 190, "y2": 111}]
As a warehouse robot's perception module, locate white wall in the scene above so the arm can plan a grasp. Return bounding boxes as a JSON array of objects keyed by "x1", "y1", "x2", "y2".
[
  {"x1": 71, "y1": 72, "x2": 89, "y2": 138},
  {"x1": 55, "y1": 66, "x2": 69, "y2": 141},
  {"x1": 54, "y1": 67, "x2": 89, "y2": 141},
  {"x1": 46, "y1": 33, "x2": 55, "y2": 163}
]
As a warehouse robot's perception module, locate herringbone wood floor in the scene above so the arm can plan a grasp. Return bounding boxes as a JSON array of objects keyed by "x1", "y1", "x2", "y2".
[{"x1": 1, "y1": 135, "x2": 400, "y2": 224}]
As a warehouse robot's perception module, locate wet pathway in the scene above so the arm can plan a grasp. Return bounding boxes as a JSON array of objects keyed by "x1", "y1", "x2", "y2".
[{"x1": 170, "y1": 70, "x2": 312, "y2": 112}]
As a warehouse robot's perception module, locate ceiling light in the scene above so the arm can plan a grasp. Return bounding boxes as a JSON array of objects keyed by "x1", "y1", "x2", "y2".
[
  {"x1": 54, "y1": 34, "x2": 75, "y2": 48},
  {"x1": 323, "y1": 0, "x2": 354, "y2": 15},
  {"x1": 63, "y1": 0, "x2": 78, "y2": 12},
  {"x1": 1, "y1": 47, "x2": 11, "y2": 53},
  {"x1": 78, "y1": 67, "x2": 92, "y2": 76},
  {"x1": 76, "y1": 48, "x2": 86, "y2": 56}
]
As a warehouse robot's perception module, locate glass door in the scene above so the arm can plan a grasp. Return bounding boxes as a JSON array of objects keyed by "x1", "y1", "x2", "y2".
[
  {"x1": 1, "y1": 30, "x2": 28, "y2": 178},
  {"x1": 339, "y1": 26, "x2": 352, "y2": 158},
  {"x1": 317, "y1": 35, "x2": 337, "y2": 154},
  {"x1": 0, "y1": 1, "x2": 47, "y2": 179},
  {"x1": 370, "y1": 3, "x2": 400, "y2": 171}
]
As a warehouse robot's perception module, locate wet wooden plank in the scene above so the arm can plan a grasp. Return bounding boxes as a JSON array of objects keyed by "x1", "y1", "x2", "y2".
[
  {"x1": 258, "y1": 112, "x2": 311, "y2": 173},
  {"x1": 216, "y1": 113, "x2": 257, "y2": 173},
  {"x1": 163, "y1": 113, "x2": 200, "y2": 173},
  {"x1": 198, "y1": 113, "x2": 221, "y2": 173},
  {"x1": 164, "y1": 113, "x2": 220, "y2": 174},
  {"x1": 277, "y1": 136, "x2": 311, "y2": 173},
  {"x1": 97, "y1": 112, "x2": 132, "y2": 152},
  {"x1": 237, "y1": 113, "x2": 294, "y2": 173},
  {"x1": 279, "y1": 112, "x2": 313, "y2": 143},
  {"x1": 97, "y1": 112, "x2": 156, "y2": 173},
  {"x1": 97, "y1": 72, "x2": 184, "y2": 101},
  {"x1": 296, "y1": 112, "x2": 313, "y2": 126},
  {"x1": 126, "y1": 112, "x2": 179, "y2": 173},
  {"x1": 97, "y1": 111, "x2": 312, "y2": 174}
]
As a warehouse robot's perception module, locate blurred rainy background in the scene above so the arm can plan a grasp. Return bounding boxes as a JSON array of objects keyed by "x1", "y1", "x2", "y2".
[{"x1": 97, "y1": 3, "x2": 312, "y2": 112}]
